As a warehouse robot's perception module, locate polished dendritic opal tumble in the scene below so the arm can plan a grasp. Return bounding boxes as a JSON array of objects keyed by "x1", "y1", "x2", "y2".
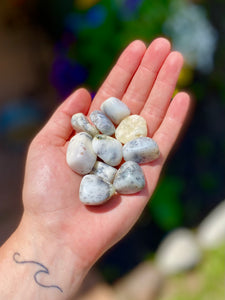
[
  {"x1": 66, "y1": 132, "x2": 96, "y2": 175},
  {"x1": 71, "y1": 112, "x2": 99, "y2": 137},
  {"x1": 90, "y1": 110, "x2": 115, "y2": 136},
  {"x1": 123, "y1": 137, "x2": 160, "y2": 164},
  {"x1": 113, "y1": 161, "x2": 145, "y2": 194},
  {"x1": 100, "y1": 97, "x2": 130, "y2": 125},
  {"x1": 92, "y1": 135, "x2": 123, "y2": 167},
  {"x1": 91, "y1": 161, "x2": 117, "y2": 183},
  {"x1": 79, "y1": 174, "x2": 115, "y2": 205}
]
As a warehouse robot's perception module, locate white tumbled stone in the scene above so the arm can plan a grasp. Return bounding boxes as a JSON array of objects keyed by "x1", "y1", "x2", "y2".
[
  {"x1": 155, "y1": 228, "x2": 201, "y2": 275},
  {"x1": 115, "y1": 115, "x2": 147, "y2": 144},
  {"x1": 113, "y1": 161, "x2": 145, "y2": 194},
  {"x1": 123, "y1": 137, "x2": 160, "y2": 164},
  {"x1": 90, "y1": 110, "x2": 115, "y2": 136},
  {"x1": 71, "y1": 112, "x2": 99, "y2": 136},
  {"x1": 92, "y1": 134, "x2": 123, "y2": 167},
  {"x1": 196, "y1": 200, "x2": 225, "y2": 249},
  {"x1": 100, "y1": 97, "x2": 130, "y2": 125},
  {"x1": 66, "y1": 132, "x2": 97, "y2": 175},
  {"x1": 91, "y1": 161, "x2": 117, "y2": 183},
  {"x1": 79, "y1": 174, "x2": 115, "y2": 205}
]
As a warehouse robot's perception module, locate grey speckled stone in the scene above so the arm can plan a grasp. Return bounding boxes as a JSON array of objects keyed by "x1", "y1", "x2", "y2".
[
  {"x1": 100, "y1": 97, "x2": 130, "y2": 125},
  {"x1": 79, "y1": 174, "x2": 115, "y2": 205},
  {"x1": 91, "y1": 161, "x2": 117, "y2": 183},
  {"x1": 66, "y1": 132, "x2": 97, "y2": 175},
  {"x1": 71, "y1": 112, "x2": 99, "y2": 136},
  {"x1": 92, "y1": 134, "x2": 123, "y2": 167},
  {"x1": 123, "y1": 137, "x2": 160, "y2": 164},
  {"x1": 113, "y1": 161, "x2": 145, "y2": 194},
  {"x1": 90, "y1": 110, "x2": 115, "y2": 136}
]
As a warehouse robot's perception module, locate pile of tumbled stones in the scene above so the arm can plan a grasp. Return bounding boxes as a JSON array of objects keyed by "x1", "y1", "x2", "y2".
[{"x1": 66, "y1": 97, "x2": 160, "y2": 205}]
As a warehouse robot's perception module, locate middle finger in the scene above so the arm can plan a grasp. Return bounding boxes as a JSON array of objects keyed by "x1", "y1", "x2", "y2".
[{"x1": 122, "y1": 37, "x2": 171, "y2": 114}]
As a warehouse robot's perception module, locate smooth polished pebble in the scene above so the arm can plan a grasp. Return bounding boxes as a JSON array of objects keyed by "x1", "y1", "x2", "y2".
[
  {"x1": 66, "y1": 132, "x2": 97, "y2": 175},
  {"x1": 123, "y1": 137, "x2": 160, "y2": 164},
  {"x1": 115, "y1": 115, "x2": 147, "y2": 144},
  {"x1": 71, "y1": 112, "x2": 99, "y2": 136},
  {"x1": 90, "y1": 110, "x2": 115, "y2": 136},
  {"x1": 91, "y1": 161, "x2": 117, "y2": 183},
  {"x1": 100, "y1": 97, "x2": 130, "y2": 125},
  {"x1": 79, "y1": 174, "x2": 115, "y2": 205},
  {"x1": 113, "y1": 161, "x2": 145, "y2": 194},
  {"x1": 92, "y1": 134, "x2": 123, "y2": 167}
]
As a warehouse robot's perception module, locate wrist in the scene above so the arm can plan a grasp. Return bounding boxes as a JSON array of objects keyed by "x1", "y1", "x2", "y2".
[{"x1": 0, "y1": 214, "x2": 89, "y2": 300}]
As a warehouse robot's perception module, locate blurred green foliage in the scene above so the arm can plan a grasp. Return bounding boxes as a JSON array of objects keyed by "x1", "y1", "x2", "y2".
[
  {"x1": 66, "y1": 0, "x2": 171, "y2": 91},
  {"x1": 149, "y1": 176, "x2": 184, "y2": 231}
]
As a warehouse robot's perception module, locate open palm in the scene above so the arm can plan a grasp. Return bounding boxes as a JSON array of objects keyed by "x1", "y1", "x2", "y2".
[{"x1": 22, "y1": 38, "x2": 190, "y2": 270}]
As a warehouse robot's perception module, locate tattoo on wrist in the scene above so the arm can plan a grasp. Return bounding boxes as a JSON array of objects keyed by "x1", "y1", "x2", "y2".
[{"x1": 13, "y1": 252, "x2": 63, "y2": 293}]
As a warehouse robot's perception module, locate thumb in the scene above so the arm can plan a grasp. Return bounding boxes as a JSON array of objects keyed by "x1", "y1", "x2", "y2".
[{"x1": 39, "y1": 88, "x2": 92, "y2": 146}]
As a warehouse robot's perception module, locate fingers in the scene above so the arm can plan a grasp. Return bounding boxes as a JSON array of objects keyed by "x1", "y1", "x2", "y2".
[
  {"x1": 122, "y1": 38, "x2": 171, "y2": 114},
  {"x1": 89, "y1": 38, "x2": 183, "y2": 144},
  {"x1": 135, "y1": 92, "x2": 191, "y2": 204},
  {"x1": 141, "y1": 51, "x2": 184, "y2": 137},
  {"x1": 153, "y1": 92, "x2": 191, "y2": 165},
  {"x1": 39, "y1": 88, "x2": 92, "y2": 146},
  {"x1": 89, "y1": 40, "x2": 146, "y2": 112}
]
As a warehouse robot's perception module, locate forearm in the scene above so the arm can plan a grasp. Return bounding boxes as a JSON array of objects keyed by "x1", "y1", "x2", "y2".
[{"x1": 0, "y1": 215, "x2": 88, "y2": 300}]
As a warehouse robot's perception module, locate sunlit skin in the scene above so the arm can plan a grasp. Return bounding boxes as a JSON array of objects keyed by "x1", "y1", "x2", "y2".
[{"x1": 0, "y1": 38, "x2": 191, "y2": 299}]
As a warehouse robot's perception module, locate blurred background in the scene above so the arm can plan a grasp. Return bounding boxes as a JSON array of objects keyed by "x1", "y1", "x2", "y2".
[{"x1": 0, "y1": 0, "x2": 224, "y2": 299}]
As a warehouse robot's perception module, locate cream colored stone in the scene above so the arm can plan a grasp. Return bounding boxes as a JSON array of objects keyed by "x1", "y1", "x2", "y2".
[{"x1": 115, "y1": 115, "x2": 147, "y2": 144}]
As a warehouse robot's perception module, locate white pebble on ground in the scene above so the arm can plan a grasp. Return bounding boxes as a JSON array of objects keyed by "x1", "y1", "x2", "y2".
[{"x1": 155, "y1": 228, "x2": 201, "y2": 275}]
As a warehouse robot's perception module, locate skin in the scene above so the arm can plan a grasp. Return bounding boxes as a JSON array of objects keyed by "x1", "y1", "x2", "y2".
[{"x1": 0, "y1": 38, "x2": 191, "y2": 299}]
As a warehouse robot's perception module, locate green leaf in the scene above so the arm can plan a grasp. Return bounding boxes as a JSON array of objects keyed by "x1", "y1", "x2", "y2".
[{"x1": 149, "y1": 176, "x2": 184, "y2": 230}]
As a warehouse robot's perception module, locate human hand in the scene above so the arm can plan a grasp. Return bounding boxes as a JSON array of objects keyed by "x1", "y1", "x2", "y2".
[{"x1": 17, "y1": 38, "x2": 190, "y2": 296}]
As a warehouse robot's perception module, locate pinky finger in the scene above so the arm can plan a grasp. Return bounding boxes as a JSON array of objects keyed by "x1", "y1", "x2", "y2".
[{"x1": 153, "y1": 92, "x2": 192, "y2": 166}]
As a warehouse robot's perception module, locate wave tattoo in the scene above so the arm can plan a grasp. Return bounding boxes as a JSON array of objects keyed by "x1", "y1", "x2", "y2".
[{"x1": 13, "y1": 252, "x2": 63, "y2": 293}]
